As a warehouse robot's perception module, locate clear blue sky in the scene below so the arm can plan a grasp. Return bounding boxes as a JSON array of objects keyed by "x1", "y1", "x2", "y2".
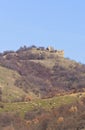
[{"x1": 0, "y1": 0, "x2": 85, "y2": 63}]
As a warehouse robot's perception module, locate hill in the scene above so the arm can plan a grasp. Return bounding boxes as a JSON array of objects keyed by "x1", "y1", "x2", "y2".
[
  {"x1": 0, "y1": 45, "x2": 85, "y2": 129},
  {"x1": 0, "y1": 45, "x2": 85, "y2": 101}
]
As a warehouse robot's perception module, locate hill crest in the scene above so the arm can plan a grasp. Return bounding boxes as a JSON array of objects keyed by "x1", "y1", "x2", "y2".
[{"x1": 1, "y1": 45, "x2": 64, "y2": 61}]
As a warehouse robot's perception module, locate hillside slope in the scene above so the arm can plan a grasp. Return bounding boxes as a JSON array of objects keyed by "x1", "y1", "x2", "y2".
[
  {"x1": 0, "y1": 45, "x2": 85, "y2": 100},
  {"x1": 0, "y1": 66, "x2": 28, "y2": 102}
]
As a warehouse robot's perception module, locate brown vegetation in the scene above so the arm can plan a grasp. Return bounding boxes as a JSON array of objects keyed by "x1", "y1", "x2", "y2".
[
  {"x1": 26, "y1": 97, "x2": 85, "y2": 130},
  {"x1": 0, "y1": 45, "x2": 85, "y2": 99},
  {"x1": 0, "y1": 46, "x2": 85, "y2": 129}
]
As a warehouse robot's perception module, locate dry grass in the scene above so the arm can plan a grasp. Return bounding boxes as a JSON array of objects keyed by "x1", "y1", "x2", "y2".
[{"x1": 0, "y1": 66, "x2": 26, "y2": 102}]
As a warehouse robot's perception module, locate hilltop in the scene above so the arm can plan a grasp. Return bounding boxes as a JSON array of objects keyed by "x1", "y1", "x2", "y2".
[{"x1": 0, "y1": 45, "x2": 85, "y2": 101}]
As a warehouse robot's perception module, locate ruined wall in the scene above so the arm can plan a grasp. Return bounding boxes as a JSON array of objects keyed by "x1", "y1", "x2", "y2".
[
  {"x1": 46, "y1": 46, "x2": 64, "y2": 57},
  {"x1": 55, "y1": 50, "x2": 64, "y2": 57}
]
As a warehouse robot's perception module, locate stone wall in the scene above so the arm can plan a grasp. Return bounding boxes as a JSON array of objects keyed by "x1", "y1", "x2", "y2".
[
  {"x1": 46, "y1": 46, "x2": 64, "y2": 57},
  {"x1": 55, "y1": 50, "x2": 64, "y2": 57}
]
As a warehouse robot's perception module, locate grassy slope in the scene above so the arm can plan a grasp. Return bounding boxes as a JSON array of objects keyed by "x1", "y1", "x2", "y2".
[
  {"x1": 0, "y1": 66, "x2": 26, "y2": 102},
  {"x1": 31, "y1": 57, "x2": 80, "y2": 70},
  {"x1": 0, "y1": 92, "x2": 84, "y2": 117}
]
